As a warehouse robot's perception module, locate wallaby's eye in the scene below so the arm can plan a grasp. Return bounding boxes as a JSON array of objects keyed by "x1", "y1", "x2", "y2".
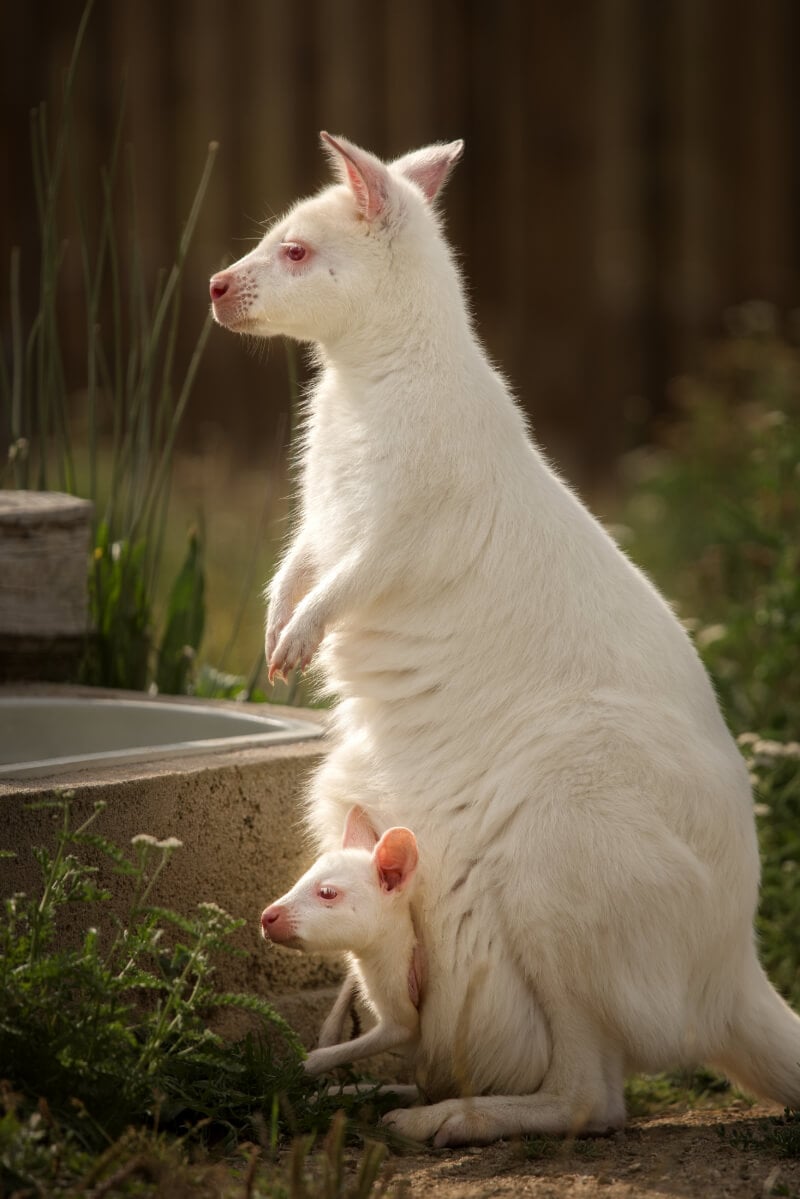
[
  {"x1": 318, "y1": 885, "x2": 338, "y2": 901},
  {"x1": 283, "y1": 242, "x2": 307, "y2": 263}
]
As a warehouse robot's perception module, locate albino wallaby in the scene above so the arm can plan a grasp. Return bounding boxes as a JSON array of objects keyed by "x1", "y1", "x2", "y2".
[
  {"x1": 211, "y1": 133, "x2": 800, "y2": 1146},
  {"x1": 261, "y1": 805, "x2": 422, "y2": 1076}
]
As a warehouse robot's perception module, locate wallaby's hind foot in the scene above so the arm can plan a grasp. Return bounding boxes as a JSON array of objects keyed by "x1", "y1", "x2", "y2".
[{"x1": 383, "y1": 1091, "x2": 625, "y2": 1148}]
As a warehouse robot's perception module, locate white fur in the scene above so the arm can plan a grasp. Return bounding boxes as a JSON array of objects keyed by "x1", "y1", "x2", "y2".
[
  {"x1": 260, "y1": 814, "x2": 420, "y2": 1076},
  {"x1": 212, "y1": 134, "x2": 800, "y2": 1146}
]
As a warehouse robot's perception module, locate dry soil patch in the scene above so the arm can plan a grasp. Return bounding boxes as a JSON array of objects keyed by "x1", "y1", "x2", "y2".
[{"x1": 382, "y1": 1104, "x2": 798, "y2": 1198}]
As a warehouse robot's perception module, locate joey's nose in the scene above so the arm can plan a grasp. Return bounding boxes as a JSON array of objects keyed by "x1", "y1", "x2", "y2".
[
  {"x1": 261, "y1": 904, "x2": 291, "y2": 943},
  {"x1": 209, "y1": 274, "x2": 230, "y2": 302}
]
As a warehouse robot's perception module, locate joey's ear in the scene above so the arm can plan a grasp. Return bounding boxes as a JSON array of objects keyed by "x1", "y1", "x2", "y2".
[
  {"x1": 342, "y1": 805, "x2": 379, "y2": 851},
  {"x1": 320, "y1": 131, "x2": 392, "y2": 222},
  {"x1": 374, "y1": 827, "x2": 418, "y2": 893},
  {"x1": 391, "y1": 140, "x2": 464, "y2": 204}
]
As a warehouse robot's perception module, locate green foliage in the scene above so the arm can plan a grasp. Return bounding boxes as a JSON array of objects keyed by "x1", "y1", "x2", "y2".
[
  {"x1": 717, "y1": 1107, "x2": 800, "y2": 1159},
  {"x1": 618, "y1": 303, "x2": 800, "y2": 735},
  {"x1": 156, "y1": 526, "x2": 206, "y2": 695},
  {"x1": 624, "y1": 1067, "x2": 732, "y2": 1119},
  {"x1": 0, "y1": 800, "x2": 305, "y2": 1153},
  {"x1": 1, "y1": 0, "x2": 216, "y2": 694},
  {"x1": 0, "y1": 1102, "x2": 405, "y2": 1198},
  {"x1": 741, "y1": 736, "x2": 800, "y2": 1008},
  {"x1": 84, "y1": 521, "x2": 151, "y2": 689}
]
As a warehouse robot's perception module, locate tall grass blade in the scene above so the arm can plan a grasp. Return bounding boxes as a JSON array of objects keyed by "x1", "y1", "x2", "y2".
[{"x1": 9, "y1": 249, "x2": 26, "y2": 488}]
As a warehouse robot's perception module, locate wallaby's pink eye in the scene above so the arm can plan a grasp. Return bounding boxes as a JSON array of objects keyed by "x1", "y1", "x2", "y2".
[
  {"x1": 284, "y1": 242, "x2": 307, "y2": 263},
  {"x1": 318, "y1": 885, "x2": 338, "y2": 901}
]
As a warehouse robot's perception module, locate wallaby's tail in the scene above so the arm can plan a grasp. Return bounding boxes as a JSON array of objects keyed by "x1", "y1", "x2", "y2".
[{"x1": 712, "y1": 963, "x2": 800, "y2": 1107}]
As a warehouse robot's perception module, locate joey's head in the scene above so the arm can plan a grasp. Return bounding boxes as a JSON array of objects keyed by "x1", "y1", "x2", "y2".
[
  {"x1": 209, "y1": 132, "x2": 464, "y2": 348},
  {"x1": 260, "y1": 806, "x2": 418, "y2": 955}
]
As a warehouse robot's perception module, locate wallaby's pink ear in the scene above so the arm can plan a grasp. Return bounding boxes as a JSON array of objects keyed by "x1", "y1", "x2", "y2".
[
  {"x1": 342, "y1": 805, "x2": 379, "y2": 851},
  {"x1": 320, "y1": 131, "x2": 391, "y2": 222},
  {"x1": 374, "y1": 827, "x2": 418, "y2": 892},
  {"x1": 391, "y1": 140, "x2": 464, "y2": 204}
]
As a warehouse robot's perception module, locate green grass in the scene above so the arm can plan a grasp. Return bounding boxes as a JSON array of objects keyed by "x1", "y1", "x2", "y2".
[
  {"x1": 716, "y1": 1108, "x2": 800, "y2": 1160},
  {"x1": 0, "y1": 1104, "x2": 407, "y2": 1198}
]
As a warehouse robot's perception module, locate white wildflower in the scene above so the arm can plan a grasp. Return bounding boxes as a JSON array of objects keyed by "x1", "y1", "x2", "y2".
[
  {"x1": 697, "y1": 624, "x2": 726, "y2": 649},
  {"x1": 156, "y1": 837, "x2": 183, "y2": 850},
  {"x1": 753, "y1": 739, "x2": 783, "y2": 757},
  {"x1": 131, "y1": 833, "x2": 159, "y2": 847}
]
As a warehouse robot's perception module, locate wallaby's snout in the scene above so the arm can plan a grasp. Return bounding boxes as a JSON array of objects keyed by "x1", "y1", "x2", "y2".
[{"x1": 209, "y1": 269, "x2": 252, "y2": 331}]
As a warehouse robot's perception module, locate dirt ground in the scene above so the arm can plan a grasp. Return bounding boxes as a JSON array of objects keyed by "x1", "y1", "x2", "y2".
[{"x1": 377, "y1": 1103, "x2": 799, "y2": 1198}]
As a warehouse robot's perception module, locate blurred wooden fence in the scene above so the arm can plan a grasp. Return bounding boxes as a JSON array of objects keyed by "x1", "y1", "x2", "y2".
[{"x1": 2, "y1": 0, "x2": 799, "y2": 481}]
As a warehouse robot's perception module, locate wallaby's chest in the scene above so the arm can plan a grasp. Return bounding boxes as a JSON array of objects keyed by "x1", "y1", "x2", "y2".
[{"x1": 302, "y1": 398, "x2": 401, "y2": 564}]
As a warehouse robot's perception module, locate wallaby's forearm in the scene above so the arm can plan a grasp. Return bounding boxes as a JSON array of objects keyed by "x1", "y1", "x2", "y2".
[
  {"x1": 269, "y1": 547, "x2": 374, "y2": 679},
  {"x1": 265, "y1": 538, "x2": 317, "y2": 663}
]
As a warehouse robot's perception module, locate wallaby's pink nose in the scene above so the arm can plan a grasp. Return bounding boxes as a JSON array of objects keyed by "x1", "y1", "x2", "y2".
[
  {"x1": 209, "y1": 273, "x2": 230, "y2": 302},
  {"x1": 261, "y1": 904, "x2": 280, "y2": 928},
  {"x1": 261, "y1": 904, "x2": 292, "y2": 943}
]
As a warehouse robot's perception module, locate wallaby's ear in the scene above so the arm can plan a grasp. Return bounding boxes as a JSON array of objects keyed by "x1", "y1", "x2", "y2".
[
  {"x1": 391, "y1": 140, "x2": 464, "y2": 204},
  {"x1": 320, "y1": 131, "x2": 391, "y2": 222},
  {"x1": 342, "y1": 805, "x2": 379, "y2": 851},
  {"x1": 374, "y1": 827, "x2": 418, "y2": 892}
]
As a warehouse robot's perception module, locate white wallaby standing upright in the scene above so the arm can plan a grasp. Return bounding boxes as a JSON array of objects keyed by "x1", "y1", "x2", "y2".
[
  {"x1": 261, "y1": 805, "x2": 423, "y2": 1077},
  {"x1": 210, "y1": 133, "x2": 800, "y2": 1146}
]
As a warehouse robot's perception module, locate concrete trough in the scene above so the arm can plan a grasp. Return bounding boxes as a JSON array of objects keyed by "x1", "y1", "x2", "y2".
[{"x1": 0, "y1": 684, "x2": 343, "y2": 1046}]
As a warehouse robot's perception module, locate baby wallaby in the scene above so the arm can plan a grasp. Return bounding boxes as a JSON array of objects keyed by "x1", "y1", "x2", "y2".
[{"x1": 261, "y1": 806, "x2": 422, "y2": 1076}]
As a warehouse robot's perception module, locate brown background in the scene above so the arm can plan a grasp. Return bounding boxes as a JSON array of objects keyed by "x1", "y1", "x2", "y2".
[{"x1": 2, "y1": 0, "x2": 799, "y2": 484}]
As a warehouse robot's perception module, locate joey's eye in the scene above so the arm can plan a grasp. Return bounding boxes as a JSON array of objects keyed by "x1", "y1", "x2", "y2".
[
  {"x1": 318, "y1": 885, "x2": 338, "y2": 901},
  {"x1": 283, "y1": 242, "x2": 307, "y2": 263}
]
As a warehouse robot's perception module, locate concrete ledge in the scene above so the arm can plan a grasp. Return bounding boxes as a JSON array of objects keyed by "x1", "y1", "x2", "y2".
[{"x1": 0, "y1": 684, "x2": 341, "y2": 1047}]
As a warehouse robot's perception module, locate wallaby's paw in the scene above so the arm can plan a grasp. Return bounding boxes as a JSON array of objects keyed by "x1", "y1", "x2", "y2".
[
  {"x1": 269, "y1": 611, "x2": 323, "y2": 682},
  {"x1": 265, "y1": 601, "x2": 293, "y2": 674},
  {"x1": 429, "y1": 1109, "x2": 500, "y2": 1148},
  {"x1": 265, "y1": 620, "x2": 285, "y2": 666},
  {"x1": 302, "y1": 1048, "x2": 331, "y2": 1077},
  {"x1": 383, "y1": 1100, "x2": 505, "y2": 1146},
  {"x1": 385, "y1": 1096, "x2": 625, "y2": 1145}
]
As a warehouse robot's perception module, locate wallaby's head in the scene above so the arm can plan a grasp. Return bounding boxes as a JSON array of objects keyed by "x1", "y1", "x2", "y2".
[
  {"x1": 210, "y1": 133, "x2": 463, "y2": 346},
  {"x1": 261, "y1": 806, "x2": 418, "y2": 955}
]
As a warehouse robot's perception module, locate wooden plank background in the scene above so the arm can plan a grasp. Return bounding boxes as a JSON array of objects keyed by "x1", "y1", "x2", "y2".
[{"x1": 2, "y1": 0, "x2": 799, "y2": 483}]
